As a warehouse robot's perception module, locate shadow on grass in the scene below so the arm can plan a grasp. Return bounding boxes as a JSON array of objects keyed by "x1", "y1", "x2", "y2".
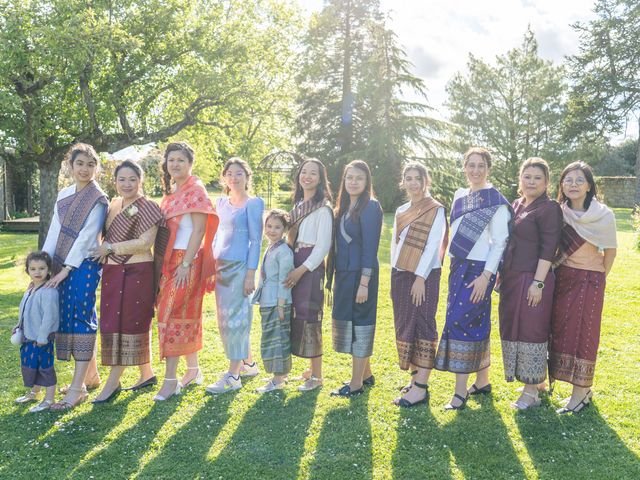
[
  {"x1": 443, "y1": 393, "x2": 527, "y2": 479},
  {"x1": 0, "y1": 390, "x2": 135, "y2": 478},
  {"x1": 308, "y1": 389, "x2": 373, "y2": 479},
  {"x1": 515, "y1": 398, "x2": 640, "y2": 478},
  {"x1": 135, "y1": 390, "x2": 240, "y2": 478},
  {"x1": 209, "y1": 388, "x2": 320, "y2": 478},
  {"x1": 67, "y1": 391, "x2": 185, "y2": 478},
  {"x1": 391, "y1": 397, "x2": 452, "y2": 480}
]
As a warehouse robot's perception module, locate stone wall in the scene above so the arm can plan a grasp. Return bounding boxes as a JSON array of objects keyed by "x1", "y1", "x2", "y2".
[{"x1": 595, "y1": 176, "x2": 637, "y2": 208}]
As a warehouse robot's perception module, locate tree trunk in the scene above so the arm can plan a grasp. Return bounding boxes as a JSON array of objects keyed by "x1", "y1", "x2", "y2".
[
  {"x1": 635, "y1": 116, "x2": 640, "y2": 210},
  {"x1": 38, "y1": 160, "x2": 62, "y2": 248}
]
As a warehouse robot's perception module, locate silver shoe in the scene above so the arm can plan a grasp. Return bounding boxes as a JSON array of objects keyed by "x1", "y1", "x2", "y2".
[{"x1": 297, "y1": 376, "x2": 323, "y2": 392}]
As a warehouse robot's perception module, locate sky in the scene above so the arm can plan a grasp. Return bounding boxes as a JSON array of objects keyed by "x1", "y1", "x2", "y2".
[{"x1": 301, "y1": 0, "x2": 598, "y2": 119}]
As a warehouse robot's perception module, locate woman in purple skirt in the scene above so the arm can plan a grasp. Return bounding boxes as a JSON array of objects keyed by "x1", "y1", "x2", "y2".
[{"x1": 284, "y1": 158, "x2": 333, "y2": 392}]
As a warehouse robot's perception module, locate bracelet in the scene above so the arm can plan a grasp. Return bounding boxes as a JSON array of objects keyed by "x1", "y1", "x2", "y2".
[
  {"x1": 64, "y1": 265, "x2": 74, "y2": 272},
  {"x1": 359, "y1": 283, "x2": 369, "y2": 288},
  {"x1": 482, "y1": 272, "x2": 491, "y2": 280}
]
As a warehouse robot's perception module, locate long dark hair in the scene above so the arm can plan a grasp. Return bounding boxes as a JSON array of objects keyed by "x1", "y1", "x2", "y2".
[
  {"x1": 292, "y1": 158, "x2": 333, "y2": 204},
  {"x1": 162, "y1": 141, "x2": 195, "y2": 195},
  {"x1": 335, "y1": 160, "x2": 373, "y2": 222},
  {"x1": 557, "y1": 161, "x2": 598, "y2": 209}
]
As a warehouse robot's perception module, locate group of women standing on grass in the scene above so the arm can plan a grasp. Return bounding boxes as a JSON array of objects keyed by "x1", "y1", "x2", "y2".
[{"x1": 14, "y1": 141, "x2": 617, "y2": 416}]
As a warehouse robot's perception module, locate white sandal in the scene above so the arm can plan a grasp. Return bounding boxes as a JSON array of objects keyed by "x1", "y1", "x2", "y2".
[
  {"x1": 512, "y1": 391, "x2": 541, "y2": 410},
  {"x1": 181, "y1": 367, "x2": 204, "y2": 387},
  {"x1": 153, "y1": 378, "x2": 182, "y2": 402}
]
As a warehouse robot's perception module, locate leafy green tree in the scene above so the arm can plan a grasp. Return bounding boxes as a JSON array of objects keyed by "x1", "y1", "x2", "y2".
[
  {"x1": 567, "y1": 0, "x2": 640, "y2": 205},
  {"x1": 0, "y1": 0, "x2": 300, "y2": 244},
  {"x1": 446, "y1": 28, "x2": 567, "y2": 199}
]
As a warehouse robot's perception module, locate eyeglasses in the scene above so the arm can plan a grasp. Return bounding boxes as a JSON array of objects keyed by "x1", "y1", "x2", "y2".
[{"x1": 562, "y1": 177, "x2": 587, "y2": 186}]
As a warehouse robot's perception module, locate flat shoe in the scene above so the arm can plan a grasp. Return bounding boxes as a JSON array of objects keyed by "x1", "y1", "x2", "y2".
[
  {"x1": 331, "y1": 385, "x2": 364, "y2": 397},
  {"x1": 60, "y1": 382, "x2": 100, "y2": 394},
  {"x1": 15, "y1": 391, "x2": 38, "y2": 404},
  {"x1": 343, "y1": 375, "x2": 375, "y2": 387},
  {"x1": 468, "y1": 383, "x2": 492, "y2": 395},
  {"x1": 29, "y1": 400, "x2": 53, "y2": 413},
  {"x1": 297, "y1": 377, "x2": 323, "y2": 392},
  {"x1": 123, "y1": 376, "x2": 158, "y2": 391},
  {"x1": 50, "y1": 392, "x2": 88, "y2": 411},
  {"x1": 511, "y1": 391, "x2": 541, "y2": 410},
  {"x1": 256, "y1": 380, "x2": 285, "y2": 393}
]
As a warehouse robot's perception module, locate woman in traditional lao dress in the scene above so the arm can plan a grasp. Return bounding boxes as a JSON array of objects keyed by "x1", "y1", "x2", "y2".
[
  {"x1": 329, "y1": 160, "x2": 383, "y2": 397},
  {"x1": 283, "y1": 158, "x2": 333, "y2": 392},
  {"x1": 550, "y1": 161, "x2": 617, "y2": 414},
  {"x1": 43, "y1": 143, "x2": 108, "y2": 410},
  {"x1": 499, "y1": 157, "x2": 562, "y2": 410},
  {"x1": 206, "y1": 158, "x2": 264, "y2": 394},
  {"x1": 91, "y1": 161, "x2": 165, "y2": 402},
  {"x1": 391, "y1": 163, "x2": 447, "y2": 408},
  {"x1": 434, "y1": 148, "x2": 511, "y2": 410},
  {"x1": 154, "y1": 142, "x2": 218, "y2": 401}
]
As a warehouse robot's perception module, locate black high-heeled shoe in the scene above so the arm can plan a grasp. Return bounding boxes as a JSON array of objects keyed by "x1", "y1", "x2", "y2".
[
  {"x1": 468, "y1": 383, "x2": 492, "y2": 395},
  {"x1": 331, "y1": 385, "x2": 364, "y2": 397},
  {"x1": 91, "y1": 384, "x2": 122, "y2": 404},
  {"x1": 557, "y1": 390, "x2": 592, "y2": 414},
  {"x1": 343, "y1": 375, "x2": 375, "y2": 387},
  {"x1": 394, "y1": 381, "x2": 429, "y2": 408},
  {"x1": 444, "y1": 392, "x2": 469, "y2": 410},
  {"x1": 123, "y1": 376, "x2": 158, "y2": 392}
]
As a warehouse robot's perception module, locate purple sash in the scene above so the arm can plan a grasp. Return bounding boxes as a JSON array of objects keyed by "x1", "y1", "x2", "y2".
[
  {"x1": 449, "y1": 187, "x2": 511, "y2": 260},
  {"x1": 53, "y1": 181, "x2": 108, "y2": 274}
]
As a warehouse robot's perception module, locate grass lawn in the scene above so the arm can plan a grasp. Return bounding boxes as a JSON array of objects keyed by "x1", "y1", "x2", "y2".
[{"x1": 0, "y1": 209, "x2": 638, "y2": 479}]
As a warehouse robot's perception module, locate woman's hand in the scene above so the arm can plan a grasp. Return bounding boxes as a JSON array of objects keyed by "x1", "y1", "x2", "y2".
[
  {"x1": 284, "y1": 266, "x2": 306, "y2": 289},
  {"x1": 410, "y1": 276, "x2": 426, "y2": 306},
  {"x1": 89, "y1": 244, "x2": 109, "y2": 262},
  {"x1": 277, "y1": 305, "x2": 286, "y2": 321},
  {"x1": 467, "y1": 273, "x2": 490, "y2": 304},
  {"x1": 355, "y1": 284, "x2": 369, "y2": 304},
  {"x1": 526, "y1": 282, "x2": 543, "y2": 307},
  {"x1": 174, "y1": 265, "x2": 190, "y2": 289},
  {"x1": 46, "y1": 268, "x2": 70, "y2": 288},
  {"x1": 243, "y1": 272, "x2": 256, "y2": 296},
  {"x1": 36, "y1": 342, "x2": 47, "y2": 347}
]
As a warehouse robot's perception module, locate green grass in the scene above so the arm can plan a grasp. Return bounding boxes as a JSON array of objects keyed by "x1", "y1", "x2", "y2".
[{"x1": 0, "y1": 210, "x2": 638, "y2": 479}]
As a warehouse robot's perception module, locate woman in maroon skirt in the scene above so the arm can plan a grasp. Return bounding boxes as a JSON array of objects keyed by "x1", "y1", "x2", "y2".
[
  {"x1": 499, "y1": 157, "x2": 562, "y2": 410},
  {"x1": 391, "y1": 163, "x2": 447, "y2": 408},
  {"x1": 90, "y1": 161, "x2": 165, "y2": 402},
  {"x1": 550, "y1": 162, "x2": 617, "y2": 414},
  {"x1": 284, "y1": 158, "x2": 333, "y2": 392}
]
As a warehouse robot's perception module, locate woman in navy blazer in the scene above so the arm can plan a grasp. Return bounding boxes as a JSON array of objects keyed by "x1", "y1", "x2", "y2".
[{"x1": 329, "y1": 160, "x2": 383, "y2": 397}]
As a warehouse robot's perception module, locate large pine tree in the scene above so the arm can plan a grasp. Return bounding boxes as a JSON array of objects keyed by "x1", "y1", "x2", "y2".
[{"x1": 296, "y1": 0, "x2": 444, "y2": 210}]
